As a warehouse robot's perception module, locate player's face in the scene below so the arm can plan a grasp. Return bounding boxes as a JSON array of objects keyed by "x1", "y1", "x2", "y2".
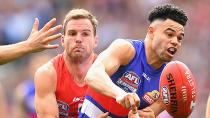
[
  {"x1": 152, "y1": 19, "x2": 184, "y2": 62},
  {"x1": 62, "y1": 19, "x2": 97, "y2": 61}
]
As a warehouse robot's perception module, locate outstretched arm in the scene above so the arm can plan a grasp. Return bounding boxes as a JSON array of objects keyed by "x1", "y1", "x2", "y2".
[
  {"x1": 85, "y1": 39, "x2": 140, "y2": 109},
  {"x1": 0, "y1": 18, "x2": 62, "y2": 65},
  {"x1": 34, "y1": 62, "x2": 59, "y2": 118}
]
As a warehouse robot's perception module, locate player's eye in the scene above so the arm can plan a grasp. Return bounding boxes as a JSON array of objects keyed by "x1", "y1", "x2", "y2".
[
  {"x1": 167, "y1": 33, "x2": 174, "y2": 38},
  {"x1": 82, "y1": 32, "x2": 89, "y2": 37},
  {"x1": 177, "y1": 36, "x2": 183, "y2": 43},
  {"x1": 68, "y1": 31, "x2": 77, "y2": 36}
]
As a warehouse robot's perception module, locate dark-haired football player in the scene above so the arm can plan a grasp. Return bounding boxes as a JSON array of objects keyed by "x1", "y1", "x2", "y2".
[{"x1": 80, "y1": 4, "x2": 188, "y2": 118}]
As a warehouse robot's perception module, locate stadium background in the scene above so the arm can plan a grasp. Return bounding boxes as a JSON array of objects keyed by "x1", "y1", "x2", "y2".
[{"x1": 0, "y1": 0, "x2": 209, "y2": 117}]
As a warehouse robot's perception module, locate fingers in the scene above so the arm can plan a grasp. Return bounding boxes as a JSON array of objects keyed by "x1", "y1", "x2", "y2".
[
  {"x1": 133, "y1": 93, "x2": 140, "y2": 108},
  {"x1": 119, "y1": 93, "x2": 133, "y2": 109},
  {"x1": 31, "y1": 18, "x2": 39, "y2": 33},
  {"x1": 128, "y1": 109, "x2": 140, "y2": 118},
  {"x1": 44, "y1": 44, "x2": 59, "y2": 49},
  {"x1": 128, "y1": 93, "x2": 140, "y2": 109},
  {"x1": 130, "y1": 94, "x2": 139, "y2": 114},
  {"x1": 131, "y1": 106, "x2": 137, "y2": 114},
  {"x1": 128, "y1": 95, "x2": 135, "y2": 108},
  {"x1": 117, "y1": 93, "x2": 140, "y2": 109},
  {"x1": 40, "y1": 24, "x2": 62, "y2": 46},
  {"x1": 40, "y1": 18, "x2": 57, "y2": 33},
  {"x1": 43, "y1": 33, "x2": 62, "y2": 43},
  {"x1": 125, "y1": 97, "x2": 132, "y2": 109},
  {"x1": 42, "y1": 24, "x2": 62, "y2": 38},
  {"x1": 26, "y1": 18, "x2": 62, "y2": 52}
]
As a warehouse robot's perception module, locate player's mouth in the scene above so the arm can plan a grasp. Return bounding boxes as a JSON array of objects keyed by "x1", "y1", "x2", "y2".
[
  {"x1": 167, "y1": 47, "x2": 177, "y2": 56},
  {"x1": 73, "y1": 46, "x2": 84, "y2": 52}
]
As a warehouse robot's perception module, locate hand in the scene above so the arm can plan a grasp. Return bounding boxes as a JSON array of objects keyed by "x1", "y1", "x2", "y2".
[
  {"x1": 26, "y1": 18, "x2": 62, "y2": 53},
  {"x1": 96, "y1": 112, "x2": 109, "y2": 118},
  {"x1": 138, "y1": 107, "x2": 155, "y2": 118},
  {"x1": 116, "y1": 92, "x2": 140, "y2": 109},
  {"x1": 128, "y1": 107, "x2": 140, "y2": 118}
]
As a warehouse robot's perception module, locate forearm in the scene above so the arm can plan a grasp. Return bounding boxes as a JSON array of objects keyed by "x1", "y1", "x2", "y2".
[
  {"x1": 0, "y1": 41, "x2": 32, "y2": 64},
  {"x1": 85, "y1": 67, "x2": 126, "y2": 99}
]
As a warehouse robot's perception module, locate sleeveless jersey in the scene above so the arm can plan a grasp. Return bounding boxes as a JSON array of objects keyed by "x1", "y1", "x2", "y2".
[
  {"x1": 52, "y1": 54, "x2": 88, "y2": 118},
  {"x1": 79, "y1": 40, "x2": 166, "y2": 118}
]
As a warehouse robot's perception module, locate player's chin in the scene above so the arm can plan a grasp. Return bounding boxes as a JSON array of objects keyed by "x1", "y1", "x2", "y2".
[
  {"x1": 72, "y1": 51, "x2": 85, "y2": 57},
  {"x1": 74, "y1": 54, "x2": 85, "y2": 59},
  {"x1": 162, "y1": 56, "x2": 173, "y2": 62},
  {"x1": 160, "y1": 53, "x2": 173, "y2": 62},
  {"x1": 166, "y1": 53, "x2": 176, "y2": 61}
]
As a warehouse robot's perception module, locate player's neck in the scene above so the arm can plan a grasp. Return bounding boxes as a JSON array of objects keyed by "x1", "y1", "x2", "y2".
[
  {"x1": 64, "y1": 53, "x2": 95, "y2": 86},
  {"x1": 145, "y1": 37, "x2": 164, "y2": 70}
]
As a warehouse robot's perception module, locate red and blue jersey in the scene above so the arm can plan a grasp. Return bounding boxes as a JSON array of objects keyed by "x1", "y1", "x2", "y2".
[{"x1": 79, "y1": 40, "x2": 166, "y2": 118}]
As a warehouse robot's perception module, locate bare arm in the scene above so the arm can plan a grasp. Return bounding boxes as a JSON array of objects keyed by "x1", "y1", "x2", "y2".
[
  {"x1": 85, "y1": 39, "x2": 139, "y2": 109},
  {"x1": 0, "y1": 18, "x2": 62, "y2": 65},
  {"x1": 34, "y1": 62, "x2": 59, "y2": 118},
  {"x1": 206, "y1": 94, "x2": 210, "y2": 118}
]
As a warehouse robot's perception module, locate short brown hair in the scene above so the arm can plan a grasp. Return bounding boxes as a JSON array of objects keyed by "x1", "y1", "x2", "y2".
[{"x1": 63, "y1": 9, "x2": 98, "y2": 35}]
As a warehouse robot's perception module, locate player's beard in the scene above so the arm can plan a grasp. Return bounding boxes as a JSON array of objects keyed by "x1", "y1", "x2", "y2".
[{"x1": 68, "y1": 50, "x2": 91, "y2": 63}]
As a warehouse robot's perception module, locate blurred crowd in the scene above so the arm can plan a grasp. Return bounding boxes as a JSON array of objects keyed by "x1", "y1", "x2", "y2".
[{"x1": 0, "y1": 0, "x2": 209, "y2": 117}]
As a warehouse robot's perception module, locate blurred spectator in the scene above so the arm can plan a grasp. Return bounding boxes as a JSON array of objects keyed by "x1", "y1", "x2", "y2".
[
  {"x1": 2, "y1": 0, "x2": 55, "y2": 44},
  {"x1": 0, "y1": 83, "x2": 8, "y2": 118}
]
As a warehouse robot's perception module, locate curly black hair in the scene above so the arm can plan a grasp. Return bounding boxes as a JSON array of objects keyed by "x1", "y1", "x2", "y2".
[{"x1": 148, "y1": 4, "x2": 188, "y2": 26}]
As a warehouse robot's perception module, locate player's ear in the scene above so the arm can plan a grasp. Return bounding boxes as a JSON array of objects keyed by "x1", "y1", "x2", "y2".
[
  {"x1": 94, "y1": 35, "x2": 99, "y2": 48},
  {"x1": 61, "y1": 35, "x2": 64, "y2": 47},
  {"x1": 148, "y1": 26, "x2": 155, "y2": 39}
]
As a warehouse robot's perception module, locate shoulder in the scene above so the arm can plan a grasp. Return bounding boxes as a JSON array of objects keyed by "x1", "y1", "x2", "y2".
[
  {"x1": 111, "y1": 39, "x2": 134, "y2": 47},
  {"x1": 105, "y1": 39, "x2": 136, "y2": 65},
  {"x1": 35, "y1": 61, "x2": 55, "y2": 76},
  {"x1": 107, "y1": 39, "x2": 135, "y2": 54},
  {"x1": 110, "y1": 39, "x2": 145, "y2": 51},
  {"x1": 34, "y1": 62, "x2": 57, "y2": 92}
]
